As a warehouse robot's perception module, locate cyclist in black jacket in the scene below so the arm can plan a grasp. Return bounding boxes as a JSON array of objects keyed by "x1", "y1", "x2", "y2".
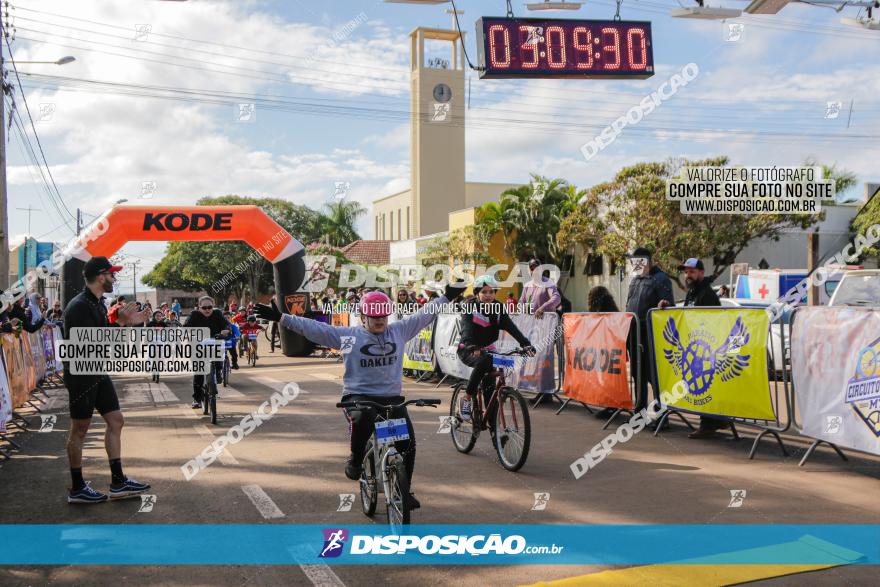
[
  {"x1": 184, "y1": 295, "x2": 231, "y2": 408},
  {"x1": 456, "y1": 276, "x2": 534, "y2": 440}
]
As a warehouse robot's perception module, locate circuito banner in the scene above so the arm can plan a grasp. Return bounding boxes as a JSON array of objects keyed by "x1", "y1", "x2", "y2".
[
  {"x1": 403, "y1": 321, "x2": 435, "y2": 372},
  {"x1": 650, "y1": 308, "x2": 775, "y2": 420},
  {"x1": 791, "y1": 307, "x2": 880, "y2": 456},
  {"x1": 563, "y1": 313, "x2": 634, "y2": 409}
]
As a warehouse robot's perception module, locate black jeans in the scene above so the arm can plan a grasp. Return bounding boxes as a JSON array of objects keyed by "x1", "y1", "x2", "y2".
[
  {"x1": 630, "y1": 326, "x2": 659, "y2": 412},
  {"x1": 192, "y1": 361, "x2": 224, "y2": 402},
  {"x1": 458, "y1": 349, "x2": 498, "y2": 434},
  {"x1": 342, "y1": 394, "x2": 416, "y2": 483}
]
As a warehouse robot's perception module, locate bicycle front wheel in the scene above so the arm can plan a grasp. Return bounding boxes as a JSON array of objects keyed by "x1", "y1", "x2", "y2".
[
  {"x1": 208, "y1": 379, "x2": 218, "y2": 424},
  {"x1": 450, "y1": 384, "x2": 477, "y2": 454},
  {"x1": 360, "y1": 447, "x2": 377, "y2": 517},
  {"x1": 223, "y1": 360, "x2": 229, "y2": 387},
  {"x1": 495, "y1": 387, "x2": 531, "y2": 472},
  {"x1": 386, "y1": 459, "x2": 410, "y2": 528}
]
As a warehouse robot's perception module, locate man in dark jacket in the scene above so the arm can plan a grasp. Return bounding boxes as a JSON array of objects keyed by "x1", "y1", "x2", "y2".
[
  {"x1": 625, "y1": 247, "x2": 674, "y2": 415},
  {"x1": 679, "y1": 258, "x2": 729, "y2": 438},
  {"x1": 63, "y1": 256, "x2": 151, "y2": 504},
  {"x1": 184, "y1": 296, "x2": 231, "y2": 408}
]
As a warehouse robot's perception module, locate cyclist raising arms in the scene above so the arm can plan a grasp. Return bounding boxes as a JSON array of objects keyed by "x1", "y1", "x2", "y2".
[
  {"x1": 457, "y1": 276, "x2": 535, "y2": 444},
  {"x1": 255, "y1": 282, "x2": 465, "y2": 509}
]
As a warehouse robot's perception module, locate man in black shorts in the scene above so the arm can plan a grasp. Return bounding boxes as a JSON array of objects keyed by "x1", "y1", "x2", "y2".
[{"x1": 63, "y1": 256, "x2": 151, "y2": 504}]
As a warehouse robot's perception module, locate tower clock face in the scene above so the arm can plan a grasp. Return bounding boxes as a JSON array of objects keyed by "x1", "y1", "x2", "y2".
[{"x1": 433, "y1": 83, "x2": 452, "y2": 102}]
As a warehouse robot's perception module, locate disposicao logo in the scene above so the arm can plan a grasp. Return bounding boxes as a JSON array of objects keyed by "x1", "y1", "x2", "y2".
[{"x1": 319, "y1": 528, "x2": 348, "y2": 558}]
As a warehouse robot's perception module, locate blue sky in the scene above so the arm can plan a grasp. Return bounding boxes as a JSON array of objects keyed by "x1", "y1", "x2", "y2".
[{"x1": 5, "y1": 0, "x2": 879, "y2": 289}]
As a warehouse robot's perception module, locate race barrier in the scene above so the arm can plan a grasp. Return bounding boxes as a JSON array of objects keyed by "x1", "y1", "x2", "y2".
[
  {"x1": 648, "y1": 307, "x2": 795, "y2": 456},
  {"x1": 790, "y1": 307, "x2": 880, "y2": 464},
  {"x1": 559, "y1": 312, "x2": 638, "y2": 422},
  {"x1": 0, "y1": 324, "x2": 62, "y2": 458},
  {"x1": 402, "y1": 322, "x2": 435, "y2": 374}
]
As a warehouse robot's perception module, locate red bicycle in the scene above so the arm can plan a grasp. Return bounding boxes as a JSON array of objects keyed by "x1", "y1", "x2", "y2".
[{"x1": 449, "y1": 348, "x2": 531, "y2": 471}]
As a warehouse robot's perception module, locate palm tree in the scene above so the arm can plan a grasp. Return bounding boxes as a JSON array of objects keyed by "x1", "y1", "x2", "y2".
[
  {"x1": 803, "y1": 157, "x2": 858, "y2": 203},
  {"x1": 478, "y1": 175, "x2": 580, "y2": 265},
  {"x1": 320, "y1": 200, "x2": 366, "y2": 247}
]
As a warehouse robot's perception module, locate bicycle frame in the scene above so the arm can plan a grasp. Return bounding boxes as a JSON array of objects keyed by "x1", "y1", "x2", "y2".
[{"x1": 473, "y1": 352, "x2": 522, "y2": 433}]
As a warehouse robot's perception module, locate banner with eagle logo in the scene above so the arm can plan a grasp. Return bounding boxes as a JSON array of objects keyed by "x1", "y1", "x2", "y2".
[{"x1": 650, "y1": 308, "x2": 775, "y2": 420}]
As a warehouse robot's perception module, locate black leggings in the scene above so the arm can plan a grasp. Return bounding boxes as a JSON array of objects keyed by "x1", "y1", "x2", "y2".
[
  {"x1": 342, "y1": 394, "x2": 416, "y2": 483},
  {"x1": 458, "y1": 349, "x2": 498, "y2": 433}
]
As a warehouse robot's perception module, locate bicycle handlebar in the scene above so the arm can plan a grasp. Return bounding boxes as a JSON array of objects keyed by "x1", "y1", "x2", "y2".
[
  {"x1": 335, "y1": 398, "x2": 441, "y2": 410},
  {"x1": 485, "y1": 348, "x2": 530, "y2": 357}
]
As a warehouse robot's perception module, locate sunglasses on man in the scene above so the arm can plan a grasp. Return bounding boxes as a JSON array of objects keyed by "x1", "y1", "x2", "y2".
[{"x1": 200, "y1": 305, "x2": 213, "y2": 310}]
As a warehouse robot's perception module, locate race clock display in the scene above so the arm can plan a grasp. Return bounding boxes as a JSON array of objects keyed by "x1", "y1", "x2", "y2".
[{"x1": 476, "y1": 17, "x2": 654, "y2": 79}]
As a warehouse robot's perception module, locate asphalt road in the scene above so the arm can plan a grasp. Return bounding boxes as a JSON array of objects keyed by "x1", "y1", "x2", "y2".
[{"x1": 1, "y1": 353, "x2": 878, "y2": 586}]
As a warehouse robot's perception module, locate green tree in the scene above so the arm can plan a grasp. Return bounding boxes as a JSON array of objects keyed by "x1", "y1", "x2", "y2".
[
  {"x1": 476, "y1": 175, "x2": 581, "y2": 266},
  {"x1": 319, "y1": 200, "x2": 366, "y2": 247},
  {"x1": 558, "y1": 157, "x2": 840, "y2": 288},
  {"x1": 852, "y1": 188, "x2": 880, "y2": 260}
]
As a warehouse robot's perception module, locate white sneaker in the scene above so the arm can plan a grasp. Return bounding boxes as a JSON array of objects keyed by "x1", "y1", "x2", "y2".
[{"x1": 460, "y1": 398, "x2": 472, "y2": 422}]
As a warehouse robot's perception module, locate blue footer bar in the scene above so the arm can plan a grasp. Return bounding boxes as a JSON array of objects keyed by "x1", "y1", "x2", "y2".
[{"x1": 0, "y1": 524, "x2": 877, "y2": 565}]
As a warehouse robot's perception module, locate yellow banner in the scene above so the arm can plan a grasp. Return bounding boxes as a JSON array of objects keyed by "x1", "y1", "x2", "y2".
[{"x1": 651, "y1": 308, "x2": 775, "y2": 420}]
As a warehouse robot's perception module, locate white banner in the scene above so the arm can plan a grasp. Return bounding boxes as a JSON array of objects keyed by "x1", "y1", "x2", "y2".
[
  {"x1": 432, "y1": 311, "x2": 559, "y2": 393},
  {"x1": 433, "y1": 312, "x2": 473, "y2": 380},
  {"x1": 791, "y1": 307, "x2": 880, "y2": 456},
  {"x1": 497, "y1": 313, "x2": 559, "y2": 394},
  {"x1": 0, "y1": 352, "x2": 12, "y2": 432}
]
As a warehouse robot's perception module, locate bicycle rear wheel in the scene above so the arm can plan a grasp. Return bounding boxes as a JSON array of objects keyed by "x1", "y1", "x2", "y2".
[
  {"x1": 386, "y1": 459, "x2": 410, "y2": 528},
  {"x1": 223, "y1": 358, "x2": 229, "y2": 387},
  {"x1": 360, "y1": 445, "x2": 377, "y2": 517},
  {"x1": 495, "y1": 387, "x2": 531, "y2": 472},
  {"x1": 202, "y1": 383, "x2": 210, "y2": 416},
  {"x1": 450, "y1": 384, "x2": 477, "y2": 454}
]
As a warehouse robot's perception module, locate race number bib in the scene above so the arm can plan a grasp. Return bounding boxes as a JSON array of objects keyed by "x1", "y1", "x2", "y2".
[{"x1": 375, "y1": 418, "x2": 410, "y2": 446}]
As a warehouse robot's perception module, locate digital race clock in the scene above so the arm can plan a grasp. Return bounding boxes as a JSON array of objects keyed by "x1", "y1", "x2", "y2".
[{"x1": 476, "y1": 17, "x2": 654, "y2": 80}]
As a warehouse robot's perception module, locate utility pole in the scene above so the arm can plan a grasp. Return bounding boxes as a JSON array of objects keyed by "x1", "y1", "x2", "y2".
[
  {"x1": 130, "y1": 259, "x2": 141, "y2": 301},
  {"x1": 16, "y1": 204, "x2": 41, "y2": 234},
  {"x1": 0, "y1": 5, "x2": 9, "y2": 291},
  {"x1": 76, "y1": 208, "x2": 82, "y2": 236}
]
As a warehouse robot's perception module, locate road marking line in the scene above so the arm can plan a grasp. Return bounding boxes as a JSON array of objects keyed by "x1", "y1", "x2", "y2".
[
  {"x1": 180, "y1": 404, "x2": 199, "y2": 419},
  {"x1": 149, "y1": 382, "x2": 178, "y2": 403},
  {"x1": 241, "y1": 484, "x2": 285, "y2": 519},
  {"x1": 217, "y1": 384, "x2": 245, "y2": 398},
  {"x1": 193, "y1": 424, "x2": 238, "y2": 465},
  {"x1": 298, "y1": 563, "x2": 347, "y2": 587},
  {"x1": 251, "y1": 376, "x2": 311, "y2": 395},
  {"x1": 286, "y1": 545, "x2": 347, "y2": 587}
]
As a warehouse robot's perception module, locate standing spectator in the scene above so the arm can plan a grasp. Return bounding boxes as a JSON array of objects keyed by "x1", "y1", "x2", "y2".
[
  {"x1": 518, "y1": 258, "x2": 561, "y2": 320},
  {"x1": 717, "y1": 285, "x2": 730, "y2": 298},
  {"x1": 624, "y1": 247, "x2": 674, "y2": 422},
  {"x1": 677, "y1": 258, "x2": 729, "y2": 438},
  {"x1": 47, "y1": 300, "x2": 64, "y2": 323},
  {"x1": 107, "y1": 295, "x2": 126, "y2": 325},
  {"x1": 171, "y1": 299, "x2": 181, "y2": 317},
  {"x1": 62, "y1": 256, "x2": 151, "y2": 503},
  {"x1": 588, "y1": 286, "x2": 619, "y2": 313},
  {"x1": 146, "y1": 310, "x2": 167, "y2": 327},
  {"x1": 505, "y1": 291, "x2": 517, "y2": 312},
  {"x1": 588, "y1": 286, "x2": 620, "y2": 420},
  {"x1": 166, "y1": 311, "x2": 182, "y2": 327}
]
